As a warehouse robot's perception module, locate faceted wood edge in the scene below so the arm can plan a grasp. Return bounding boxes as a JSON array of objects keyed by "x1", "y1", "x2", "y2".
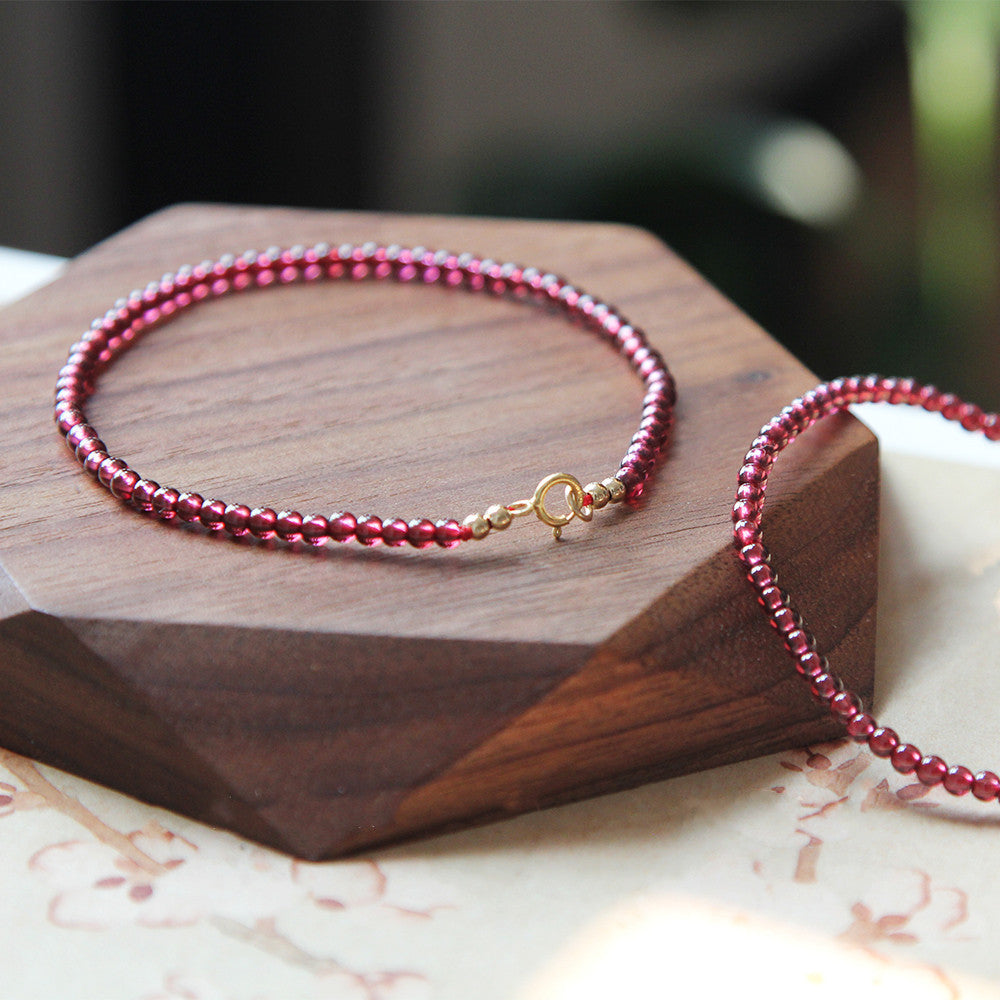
[
  {"x1": 0, "y1": 430, "x2": 876, "y2": 859},
  {"x1": 0, "y1": 608, "x2": 595, "y2": 858},
  {"x1": 387, "y1": 434, "x2": 879, "y2": 854},
  {"x1": 0, "y1": 205, "x2": 880, "y2": 857}
]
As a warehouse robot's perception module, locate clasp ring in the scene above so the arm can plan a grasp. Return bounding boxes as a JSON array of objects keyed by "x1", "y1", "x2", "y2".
[{"x1": 508, "y1": 472, "x2": 593, "y2": 540}]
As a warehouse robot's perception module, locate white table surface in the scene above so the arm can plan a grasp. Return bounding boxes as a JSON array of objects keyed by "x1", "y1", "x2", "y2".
[{"x1": 3, "y1": 249, "x2": 1000, "y2": 1000}]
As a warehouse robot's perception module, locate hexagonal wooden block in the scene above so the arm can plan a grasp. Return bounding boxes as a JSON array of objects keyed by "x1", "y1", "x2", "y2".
[{"x1": 0, "y1": 205, "x2": 877, "y2": 859}]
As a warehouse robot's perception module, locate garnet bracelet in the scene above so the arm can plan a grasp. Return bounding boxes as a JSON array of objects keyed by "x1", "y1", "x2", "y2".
[
  {"x1": 54, "y1": 243, "x2": 997, "y2": 803},
  {"x1": 54, "y1": 243, "x2": 675, "y2": 547},
  {"x1": 736, "y1": 375, "x2": 1000, "y2": 803}
]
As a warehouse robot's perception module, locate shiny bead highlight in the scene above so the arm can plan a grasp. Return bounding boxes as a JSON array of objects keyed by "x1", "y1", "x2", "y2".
[
  {"x1": 484, "y1": 505, "x2": 512, "y2": 531},
  {"x1": 462, "y1": 513, "x2": 491, "y2": 540},
  {"x1": 54, "y1": 242, "x2": 675, "y2": 551},
  {"x1": 737, "y1": 374, "x2": 1000, "y2": 808}
]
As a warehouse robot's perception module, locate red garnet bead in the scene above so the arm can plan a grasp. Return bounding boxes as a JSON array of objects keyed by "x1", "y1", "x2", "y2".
[
  {"x1": 845, "y1": 712, "x2": 876, "y2": 742},
  {"x1": 735, "y1": 376, "x2": 1000, "y2": 809},
  {"x1": 809, "y1": 673, "x2": 841, "y2": 701},
  {"x1": 943, "y1": 765, "x2": 974, "y2": 796},
  {"x1": 733, "y1": 500, "x2": 760, "y2": 525},
  {"x1": 736, "y1": 483, "x2": 764, "y2": 510},
  {"x1": 152, "y1": 487, "x2": 181, "y2": 519},
  {"x1": 739, "y1": 543, "x2": 769, "y2": 567},
  {"x1": 915, "y1": 755, "x2": 947, "y2": 786},
  {"x1": 57, "y1": 408, "x2": 86, "y2": 435},
  {"x1": 131, "y1": 479, "x2": 159, "y2": 512},
  {"x1": 74, "y1": 435, "x2": 105, "y2": 461},
  {"x1": 248, "y1": 507, "x2": 278, "y2": 539},
  {"x1": 783, "y1": 628, "x2": 814, "y2": 657},
  {"x1": 328, "y1": 512, "x2": 357, "y2": 543},
  {"x1": 738, "y1": 463, "x2": 766, "y2": 485},
  {"x1": 275, "y1": 510, "x2": 304, "y2": 542},
  {"x1": 770, "y1": 607, "x2": 800, "y2": 634},
  {"x1": 758, "y1": 585, "x2": 787, "y2": 613},
  {"x1": 972, "y1": 771, "x2": 1000, "y2": 802},
  {"x1": 795, "y1": 651, "x2": 827, "y2": 679},
  {"x1": 175, "y1": 492, "x2": 204, "y2": 522},
  {"x1": 222, "y1": 503, "x2": 252, "y2": 536},
  {"x1": 97, "y1": 457, "x2": 127, "y2": 488},
  {"x1": 868, "y1": 727, "x2": 900, "y2": 758},
  {"x1": 381, "y1": 518, "x2": 409, "y2": 546},
  {"x1": 407, "y1": 519, "x2": 437, "y2": 548},
  {"x1": 83, "y1": 448, "x2": 110, "y2": 476},
  {"x1": 748, "y1": 563, "x2": 776, "y2": 590},
  {"x1": 434, "y1": 519, "x2": 463, "y2": 548},
  {"x1": 109, "y1": 467, "x2": 140, "y2": 501},
  {"x1": 65, "y1": 422, "x2": 97, "y2": 450},
  {"x1": 199, "y1": 499, "x2": 227, "y2": 531},
  {"x1": 355, "y1": 516, "x2": 384, "y2": 546},
  {"x1": 300, "y1": 514, "x2": 330, "y2": 546},
  {"x1": 890, "y1": 743, "x2": 921, "y2": 774},
  {"x1": 829, "y1": 690, "x2": 862, "y2": 721}
]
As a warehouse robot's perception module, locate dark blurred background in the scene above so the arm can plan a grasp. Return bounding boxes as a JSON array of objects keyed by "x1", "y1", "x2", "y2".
[{"x1": 2, "y1": 0, "x2": 998, "y2": 406}]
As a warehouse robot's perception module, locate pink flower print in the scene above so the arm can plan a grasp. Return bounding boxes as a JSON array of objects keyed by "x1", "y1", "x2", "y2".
[
  {"x1": 31, "y1": 818, "x2": 454, "y2": 943},
  {"x1": 293, "y1": 858, "x2": 457, "y2": 921},
  {"x1": 31, "y1": 822, "x2": 306, "y2": 929},
  {"x1": 841, "y1": 902, "x2": 920, "y2": 946},
  {"x1": 740, "y1": 741, "x2": 876, "y2": 882},
  {"x1": 31, "y1": 823, "x2": 199, "y2": 929},
  {"x1": 780, "y1": 741, "x2": 871, "y2": 798},
  {"x1": 742, "y1": 740, "x2": 867, "y2": 854},
  {"x1": 862, "y1": 778, "x2": 938, "y2": 812},
  {"x1": 839, "y1": 870, "x2": 970, "y2": 947},
  {"x1": 0, "y1": 779, "x2": 46, "y2": 816},
  {"x1": 292, "y1": 858, "x2": 387, "y2": 911}
]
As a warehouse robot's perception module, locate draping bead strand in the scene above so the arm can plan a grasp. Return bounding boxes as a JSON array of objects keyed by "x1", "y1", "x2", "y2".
[
  {"x1": 735, "y1": 374, "x2": 1000, "y2": 802},
  {"x1": 55, "y1": 243, "x2": 675, "y2": 548}
]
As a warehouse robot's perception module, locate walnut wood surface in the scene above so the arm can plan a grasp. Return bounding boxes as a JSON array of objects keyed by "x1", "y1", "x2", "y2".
[{"x1": 0, "y1": 205, "x2": 878, "y2": 858}]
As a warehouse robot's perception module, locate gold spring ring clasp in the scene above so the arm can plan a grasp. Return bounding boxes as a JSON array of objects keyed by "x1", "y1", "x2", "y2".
[{"x1": 507, "y1": 472, "x2": 594, "y2": 540}]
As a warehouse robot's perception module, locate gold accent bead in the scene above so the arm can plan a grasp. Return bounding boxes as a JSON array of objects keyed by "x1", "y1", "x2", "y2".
[
  {"x1": 602, "y1": 477, "x2": 626, "y2": 503},
  {"x1": 484, "y1": 504, "x2": 512, "y2": 530},
  {"x1": 462, "y1": 513, "x2": 491, "y2": 540},
  {"x1": 584, "y1": 481, "x2": 611, "y2": 510}
]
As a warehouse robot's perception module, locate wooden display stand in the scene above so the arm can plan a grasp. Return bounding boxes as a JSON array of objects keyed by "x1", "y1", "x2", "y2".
[{"x1": 0, "y1": 205, "x2": 878, "y2": 860}]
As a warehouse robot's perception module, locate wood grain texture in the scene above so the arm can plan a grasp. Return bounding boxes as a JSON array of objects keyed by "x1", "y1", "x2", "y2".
[{"x1": 0, "y1": 205, "x2": 878, "y2": 858}]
